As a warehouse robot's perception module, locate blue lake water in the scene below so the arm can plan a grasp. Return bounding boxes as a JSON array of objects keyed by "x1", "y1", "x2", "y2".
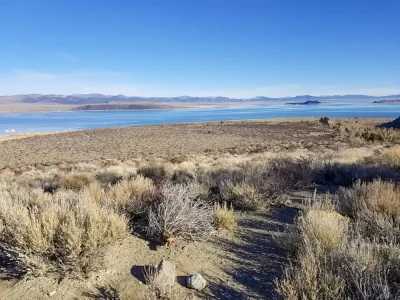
[{"x1": 0, "y1": 103, "x2": 399, "y2": 136}]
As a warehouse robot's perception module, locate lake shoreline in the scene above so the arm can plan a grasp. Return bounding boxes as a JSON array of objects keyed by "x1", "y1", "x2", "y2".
[{"x1": 0, "y1": 116, "x2": 394, "y2": 142}]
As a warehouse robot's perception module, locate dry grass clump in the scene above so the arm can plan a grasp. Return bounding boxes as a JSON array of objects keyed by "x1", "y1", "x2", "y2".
[
  {"x1": 214, "y1": 202, "x2": 236, "y2": 231},
  {"x1": 221, "y1": 181, "x2": 264, "y2": 211},
  {"x1": 338, "y1": 179, "x2": 400, "y2": 240},
  {"x1": 60, "y1": 172, "x2": 95, "y2": 190},
  {"x1": 147, "y1": 184, "x2": 214, "y2": 244},
  {"x1": 0, "y1": 185, "x2": 128, "y2": 277},
  {"x1": 301, "y1": 208, "x2": 348, "y2": 252},
  {"x1": 85, "y1": 175, "x2": 156, "y2": 216},
  {"x1": 277, "y1": 181, "x2": 400, "y2": 299},
  {"x1": 367, "y1": 147, "x2": 400, "y2": 169}
]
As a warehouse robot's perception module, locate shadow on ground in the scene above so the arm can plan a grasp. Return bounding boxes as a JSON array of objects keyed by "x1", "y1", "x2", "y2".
[
  {"x1": 206, "y1": 205, "x2": 299, "y2": 299},
  {"x1": 0, "y1": 247, "x2": 26, "y2": 280}
]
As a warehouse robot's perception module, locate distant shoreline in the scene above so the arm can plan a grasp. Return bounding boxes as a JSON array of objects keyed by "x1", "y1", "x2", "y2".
[{"x1": 0, "y1": 98, "x2": 396, "y2": 114}]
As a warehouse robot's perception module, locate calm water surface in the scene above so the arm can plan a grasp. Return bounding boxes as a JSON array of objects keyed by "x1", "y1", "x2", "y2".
[{"x1": 0, "y1": 103, "x2": 399, "y2": 136}]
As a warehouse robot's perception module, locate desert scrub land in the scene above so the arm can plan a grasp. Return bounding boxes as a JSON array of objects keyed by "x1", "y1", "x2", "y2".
[{"x1": 0, "y1": 117, "x2": 400, "y2": 299}]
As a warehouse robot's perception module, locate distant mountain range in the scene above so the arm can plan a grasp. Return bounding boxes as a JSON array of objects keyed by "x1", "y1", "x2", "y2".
[{"x1": 1, "y1": 94, "x2": 399, "y2": 105}]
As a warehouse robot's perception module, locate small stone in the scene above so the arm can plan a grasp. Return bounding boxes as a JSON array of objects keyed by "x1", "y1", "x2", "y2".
[
  {"x1": 156, "y1": 259, "x2": 176, "y2": 287},
  {"x1": 187, "y1": 274, "x2": 207, "y2": 291},
  {"x1": 48, "y1": 290, "x2": 56, "y2": 297}
]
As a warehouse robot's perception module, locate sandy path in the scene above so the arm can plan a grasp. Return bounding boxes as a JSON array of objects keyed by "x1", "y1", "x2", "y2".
[{"x1": 206, "y1": 206, "x2": 299, "y2": 299}]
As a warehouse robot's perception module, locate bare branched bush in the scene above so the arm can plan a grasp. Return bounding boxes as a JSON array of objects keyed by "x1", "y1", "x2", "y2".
[
  {"x1": 0, "y1": 186, "x2": 128, "y2": 277},
  {"x1": 262, "y1": 157, "x2": 315, "y2": 200},
  {"x1": 146, "y1": 184, "x2": 214, "y2": 244}
]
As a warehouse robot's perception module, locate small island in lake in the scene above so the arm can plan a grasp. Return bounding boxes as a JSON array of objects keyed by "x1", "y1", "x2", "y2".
[
  {"x1": 285, "y1": 100, "x2": 322, "y2": 105},
  {"x1": 373, "y1": 99, "x2": 400, "y2": 104}
]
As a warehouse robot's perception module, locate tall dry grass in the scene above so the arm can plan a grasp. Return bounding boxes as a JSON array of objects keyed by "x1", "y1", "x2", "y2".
[
  {"x1": 84, "y1": 175, "x2": 156, "y2": 216},
  {"x1": 214, "y1": 202, "x2": 236, "y2": 231},
  {"x1": 277, "y1": 180, "x2": 400, "y2": 299},
  {"x1": 0, "y1": 185, "x2": 128, "y2": 276}
]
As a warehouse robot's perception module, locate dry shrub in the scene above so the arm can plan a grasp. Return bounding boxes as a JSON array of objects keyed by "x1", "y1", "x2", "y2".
[
  {"x1": 221, "y1": 181, "x2": 264, "y2": 211},
  {"x1": 262, "y1": 157, "x2": 315, "y2": 200},
  {"x1": 214, "y1": 202, "x2": 236, "y2": 231},
  {"x1": 147, "y1": 184, "x2": 214, "y2": 244},
  {"x1": 367, "y1": 147, "x2": 400, "y2": 169},
  {"x1": 277, "y1": 182, "x2": 400, "y2": 299},
  {"x1": 85, "y1": 175, "x2": 156, "y2": 216},
  {"x1": 95, "y1": 165, "x2": 136, "y2": 187},
  {"x1": 137, "y1": 166, "x2": 169, "y2": 185},
  {"x1": 73, "y1": 162, "x2": 100, "y2": 173},
  {"x1": 382, "y1": 147, "x2": 400, "y2": 167},
  {"x1": 95, "y1": 171, "x2": 123, "y2": 186},
  {"x1": 171, "y1": 169, "x2": 194, "y2": 184},
  {"x1": 315, "y1": 162, "x2": 399, "y2": 186},
  {"x1": 277, "y1": 200, "x2": 348, "y2": 299},
  {"x1": 337, "y1": 180, "x2": 400, "y2": 240},
  {"x1": 301, "y1": 208, "x2": 348, "y2": 253},
  {"x1": 60, "y1": 172, "x2": 95, "y2": 190},
  {"x1": 0, "y1": 186, "x2": 128, "y2": 276},
  {"x1": 276, "y1": 246, "x2": 345, "y2": 300}
]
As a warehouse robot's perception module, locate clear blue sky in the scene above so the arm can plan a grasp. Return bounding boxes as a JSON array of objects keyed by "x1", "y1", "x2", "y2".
[{"x1": 0, "y1": 0, "x2": 399, "y2": 97}]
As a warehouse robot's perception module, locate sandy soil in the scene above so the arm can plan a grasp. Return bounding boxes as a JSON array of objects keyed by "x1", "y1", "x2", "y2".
[
  {"x1": 0, "y1": 118, "x2": 343, "y2": 170},
  {"x1": 0, "y1": 118, "x2": 391, "y2": 170}
]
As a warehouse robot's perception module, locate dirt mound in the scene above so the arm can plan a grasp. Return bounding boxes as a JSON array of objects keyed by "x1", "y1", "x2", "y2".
[{"x1": 379, "y1": 116, "x2": 400, "y2": 129}]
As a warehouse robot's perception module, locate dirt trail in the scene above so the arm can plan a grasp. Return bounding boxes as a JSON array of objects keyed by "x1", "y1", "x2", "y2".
[{"x1": 205, "y1": 205, "x2": 299, "y2": 299}]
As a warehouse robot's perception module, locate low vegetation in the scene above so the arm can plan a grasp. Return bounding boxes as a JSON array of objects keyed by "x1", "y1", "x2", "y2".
[
  {"x1": 1, "y1": 118, "x2": 399, "y2": 299},
  {"x1": 277, "y1": 180, "x2": 400, "y2": 299},
  {"x1": 214, "y1": 202, "x2": 237, "y2": 231},
  {"x1": 0, "y1": 185, "x2": 128, "y2": 277}
]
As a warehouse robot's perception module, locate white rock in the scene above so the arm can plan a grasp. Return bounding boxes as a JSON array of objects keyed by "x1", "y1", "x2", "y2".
[
  {"x1": 156, "y1": 260, "x2": 176, "y2": 287},
  {"x1": 48, "y1": 290, "x2": 56, "y2": 297},
  {"x1": 187, "y1": 273, "x2": 207, "y2": 290}
]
